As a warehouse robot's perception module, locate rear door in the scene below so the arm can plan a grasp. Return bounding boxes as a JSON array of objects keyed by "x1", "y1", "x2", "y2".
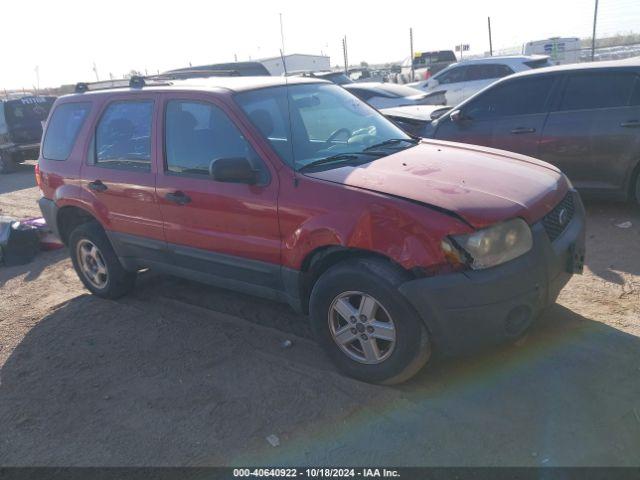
[
  {"x1": 81, "y1": 94, "x2": 166, "y2": 262},
  {"x1": 539, "y1": 70, "x2": 640, "y2": 193},
  {"x1": 155, "y1": 93, "x2": 282, "y2": 292}
]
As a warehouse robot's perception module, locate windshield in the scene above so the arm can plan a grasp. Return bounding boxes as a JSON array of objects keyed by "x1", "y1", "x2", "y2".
[{"x1": 235, "y1": 83, "x2": 412, "y2": 171}]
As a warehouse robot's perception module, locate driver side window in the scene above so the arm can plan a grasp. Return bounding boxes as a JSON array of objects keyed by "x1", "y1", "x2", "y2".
[{"x1": 165, "y1": 100, "x2": 266, "y2": 181}]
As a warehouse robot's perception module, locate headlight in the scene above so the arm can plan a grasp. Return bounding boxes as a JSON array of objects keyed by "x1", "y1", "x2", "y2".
[{"x1": 445, "y1": 218, "x2": 533, "y2": 270}]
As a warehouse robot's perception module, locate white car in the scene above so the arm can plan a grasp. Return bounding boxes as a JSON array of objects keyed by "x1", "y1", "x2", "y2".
[
  {"x1": 342, "y1": 83, "x2": 431, "y2": 109},
  {"x1": 408, "y1": 55, "x2": 552, "y2": 106}
]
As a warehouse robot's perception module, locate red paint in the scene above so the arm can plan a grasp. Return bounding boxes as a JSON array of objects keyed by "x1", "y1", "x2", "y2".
[{"x1": 38, "y1": 82, "x2": 567, "y2": 274}]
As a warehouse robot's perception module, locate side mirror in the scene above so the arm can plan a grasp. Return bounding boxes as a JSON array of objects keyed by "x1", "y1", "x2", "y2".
[
  {"x1": 430, "y1": 106, "x2": 452, "y2": 121},
  {"x1": 450, "y1": 109, "x2": 467, "y2": 124},
  {"x1": 209, "y1": 157, "x2": 258, "y2": 184}
]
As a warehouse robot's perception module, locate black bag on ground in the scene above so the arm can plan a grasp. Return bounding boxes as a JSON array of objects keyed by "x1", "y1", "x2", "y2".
[{"x1": 0, "y1": 219, "x2": 40, "y2": 267}]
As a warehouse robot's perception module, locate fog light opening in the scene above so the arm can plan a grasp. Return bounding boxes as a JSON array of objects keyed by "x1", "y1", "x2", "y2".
[{"x1": 504, "y1": 305, "x2": 533, "y2": 337}]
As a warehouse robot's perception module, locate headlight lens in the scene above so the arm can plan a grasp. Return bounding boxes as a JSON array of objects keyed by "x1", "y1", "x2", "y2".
[{"x1": 448, "y1": 218, "x2": 533, "y2": 270}]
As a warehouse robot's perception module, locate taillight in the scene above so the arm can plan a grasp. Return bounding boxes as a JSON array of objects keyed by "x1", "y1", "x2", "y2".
[
  {"x1": 423, "y1": 70, "x2": 432, "y2": 80},
  {"x1": 35, "y1": 163, "x2": 43, "y2": 191}
]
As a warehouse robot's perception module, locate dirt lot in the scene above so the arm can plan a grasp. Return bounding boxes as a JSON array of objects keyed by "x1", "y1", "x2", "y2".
[{"x1": 0, "y1": 162, "x2": 639, "y2": 466}]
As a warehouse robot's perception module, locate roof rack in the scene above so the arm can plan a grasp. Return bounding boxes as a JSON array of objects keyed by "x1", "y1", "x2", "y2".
[
  {"x1": 156, "y1": 69, "x2": 241, "y2": 79},
  {"x1": 74, "y1": 69, "x2": 242, "y2": 94},
  {"x1": 74, "y1": 76, "x2": 170, "y2": 94}
]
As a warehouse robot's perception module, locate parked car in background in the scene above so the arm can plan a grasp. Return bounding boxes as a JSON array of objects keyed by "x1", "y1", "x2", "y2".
[
  {"x1": 425, "y1": 58, "x2": 640, "y2": 204},
  {"x1": 342, "y1": 82, "x2": 432, "y2": 109},
  {"x1": 399, "y1": 50, "x2": 457, "y2": 83},
  {"x1": 523, "y1": 37, "x2": 581, "y2": 65},
  {"x1": 410, "y1": 55, "x2": 552, "y2": 106},
  {"x1": 380, "y1": 105, "x2": 452, "y2": 137},
  {"x1": 37, "y1": 75, "x2": 584, "y2": 384},
  {"x1": 0, "y1": 96, "x2": 56, "y2": 173},
  {"x1": 303, "y1": 71, "x2": 354, "y2": 85},
  {"x1": 165, "y1": 61, "x2": 271, "y2": 77}
]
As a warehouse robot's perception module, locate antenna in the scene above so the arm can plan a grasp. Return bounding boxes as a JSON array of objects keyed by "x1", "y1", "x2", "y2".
[
  {"x1": 279, "y1": 13, "x2": 297, "y2": 186},
  {"x1": 92, "y1": 62, "x2": 99, "y2": 81}
]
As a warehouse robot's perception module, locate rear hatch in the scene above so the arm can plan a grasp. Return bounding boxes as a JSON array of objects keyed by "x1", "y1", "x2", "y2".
[{"x1": 4, "y1": 96, "x2": 55, "y2": 145}]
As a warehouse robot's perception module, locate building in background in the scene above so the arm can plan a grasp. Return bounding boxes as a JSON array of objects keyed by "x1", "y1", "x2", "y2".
[{"x1": 259, "y1": 54, "x2": 330, "y2": 76}]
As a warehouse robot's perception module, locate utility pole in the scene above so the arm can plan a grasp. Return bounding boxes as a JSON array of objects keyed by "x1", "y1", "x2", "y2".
[
  {"x1": 92, "y1": 62, "x2": 99, "y2": 81},
  {"x1": 279, "y1": 13, "x2": 287, "y2": 74},
  {"x1": 342, "y1": 36, "x2": 349, "y2": 73},
  {"x1": 487, "y1": 17, "x2": 493, "y2": 56},
  {"x1": 409, "y1": 28, "x2": 414, "y2": 82},
  {"x1": 591, "y1": 0, "x2": 599, "y2": 61},
  {"x1": 34, "y1": 65, "x2": 40, "y2": 93}
]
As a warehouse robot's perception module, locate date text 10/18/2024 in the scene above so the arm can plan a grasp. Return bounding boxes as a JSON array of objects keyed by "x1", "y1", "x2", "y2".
[{"x1": 233, "y1": 468, "x2": 401, "y2": 478}]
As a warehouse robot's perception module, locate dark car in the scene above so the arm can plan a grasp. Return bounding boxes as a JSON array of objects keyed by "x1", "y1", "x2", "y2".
[
  {"x1": 37, "y1": 75, "x2": 584, "y2": 384},
  {"x1": 0, "y1": 96, "x2": 56, "y2": 173},
  {"x1": 164, "y1": 61, "x2": 271, "y2": 77},
  {"x1": 426, "y1": 58, "x2": 640, "y2": 204}
]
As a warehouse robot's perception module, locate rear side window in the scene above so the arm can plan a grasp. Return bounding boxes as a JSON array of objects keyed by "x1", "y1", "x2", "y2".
[
  {"x1": 524, "y1": 58, "x2": 552, "y2": 69},
  {"x1": 42, "y1": 102, "x2": 91, "y2": 161},
  {"x1": 95, "y1": 100, "x2": 153, "y2": 171},
  {"x1": 465, "y1": 64, "x2": 514, "y2": 81},
  {"x1": 559, "y1": 72, "x2": 638, "y2": 111},
  {"x1": 466, "y1": 76, "x2": 555, "y2": 119}
]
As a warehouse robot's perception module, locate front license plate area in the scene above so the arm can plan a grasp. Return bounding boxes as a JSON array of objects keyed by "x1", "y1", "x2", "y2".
[{"x1": 567, "y1": 243, "x2": 585, "y2": 274}]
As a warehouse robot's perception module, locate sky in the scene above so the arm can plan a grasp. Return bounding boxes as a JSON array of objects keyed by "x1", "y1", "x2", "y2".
[{"x1": 1, "y1": 0, "x2": 639, "y2": 90}]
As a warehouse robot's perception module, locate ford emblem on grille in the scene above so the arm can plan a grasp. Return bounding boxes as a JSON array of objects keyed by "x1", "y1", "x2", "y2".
[{"x1": 558, "y1": 208, "x2": 568, "y2": 227}]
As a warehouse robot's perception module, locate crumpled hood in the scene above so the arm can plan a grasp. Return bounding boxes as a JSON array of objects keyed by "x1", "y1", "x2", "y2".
[{"x1": 304, "y1": 139, "x2": 568, "y2": 228}]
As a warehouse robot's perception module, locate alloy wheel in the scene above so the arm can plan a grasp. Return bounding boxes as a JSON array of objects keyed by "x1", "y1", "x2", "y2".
[
  {"x1": 76, "y1": 239, "x2": 109, "y2": 289},
  {"x1": 328, "y1": 291, "x2": 396, "y2": 364}
]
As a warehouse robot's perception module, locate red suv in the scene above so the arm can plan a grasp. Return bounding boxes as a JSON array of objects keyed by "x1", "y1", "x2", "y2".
[{"x1": 37, "y1": 76, "x2": 586, "y2": 384}]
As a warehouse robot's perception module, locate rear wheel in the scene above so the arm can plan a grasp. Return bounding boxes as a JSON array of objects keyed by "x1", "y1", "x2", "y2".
[
  {"x1": 309, "y1": 258, "x2": 431, "y2": 385},
  {"x1": 69, "y1": 222, "x2": 136, "y2": 299},
  {"x1": 0, "y1": 152, "x2": 16, "y2": 174}
]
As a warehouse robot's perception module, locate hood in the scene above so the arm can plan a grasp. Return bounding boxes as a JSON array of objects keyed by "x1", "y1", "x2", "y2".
[
  {"x1": 304, "y1": 140, "x2": 568, "y2": 228},
  {"x1": 381, "y1": 105, "x2": 449, "y2": 122}
]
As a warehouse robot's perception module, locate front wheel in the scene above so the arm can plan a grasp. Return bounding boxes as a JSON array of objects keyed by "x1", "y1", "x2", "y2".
[
  {"x1": 69, "y1": 222, "x2": 136, "y2": 299},
  {"x1": 309, "y1": 258, "x2": 431, "y2": 385}
]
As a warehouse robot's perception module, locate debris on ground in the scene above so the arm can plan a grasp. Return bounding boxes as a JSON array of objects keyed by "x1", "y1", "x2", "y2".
[
  {"x1": 281, "y1": 339, "x2": 293, "y2": 349},
  {"x1": 615, "y1": 221, "x2": 632, "y2": 229},
  {"x1": 0, "y1": 217, "x2": 40, "y2": 266},
  {"x1": 266, "y1": 434, "x2": 280, "y2": 447}
]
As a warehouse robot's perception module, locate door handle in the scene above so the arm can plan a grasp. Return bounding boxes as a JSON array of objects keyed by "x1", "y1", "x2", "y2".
[
  {"x1": 620, "y1": 120, "x2": 640, "y2": 128},
  {"x1": 165, "y1": 191, "x2": 191, "y2": 205},
  {"x1": 87, "y1": 180, "x2": 107, "y2": 192},
  {"x1": 510, "y1": 127, "x2": 536, "y2": 134}
]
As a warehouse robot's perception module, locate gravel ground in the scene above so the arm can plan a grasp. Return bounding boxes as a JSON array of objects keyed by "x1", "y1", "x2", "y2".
[{"x1": 0, "y1": 163, "x2": 639, "y2": 466}]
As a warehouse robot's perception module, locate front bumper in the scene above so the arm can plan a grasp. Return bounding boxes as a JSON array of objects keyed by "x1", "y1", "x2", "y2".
[{"x1": 399, "y1": 190, "x2": 586, "y2": 356}]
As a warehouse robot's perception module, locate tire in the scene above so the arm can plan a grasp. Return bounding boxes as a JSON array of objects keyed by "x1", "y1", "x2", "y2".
[
  {"x1": 309, "y1": 258, "x2": 431, "y2": 385},
  {"x1": 69, "y1": 222, "x2": 136, "y2": 299},
  {"x1": 0, "y1": 151, "x2": 16, "y2": 174}
]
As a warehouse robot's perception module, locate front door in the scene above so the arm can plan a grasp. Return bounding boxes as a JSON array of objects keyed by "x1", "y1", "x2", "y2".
[
  {"x1": 434, "y1": 75, "x2": 557, "y2": 157},
  {"x1": 81, "y1": 95, "x2": 166, "y2": 263},
  {"x1": 155, "y1": 94, "x2": 282, "y2": 292}
]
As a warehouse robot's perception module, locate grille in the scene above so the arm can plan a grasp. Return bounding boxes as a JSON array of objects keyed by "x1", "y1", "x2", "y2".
[{"x1": 542, "y1": 193, "x2": 575, "y2": 242}]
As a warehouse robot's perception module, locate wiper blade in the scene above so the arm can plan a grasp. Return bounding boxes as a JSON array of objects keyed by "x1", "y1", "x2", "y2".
[
  {"x1": 364, "y1": 138, "x2": 420, "y2": 152},
  {"x1": 298, "y1": 152, "x2": 383, "y2": 172}
]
